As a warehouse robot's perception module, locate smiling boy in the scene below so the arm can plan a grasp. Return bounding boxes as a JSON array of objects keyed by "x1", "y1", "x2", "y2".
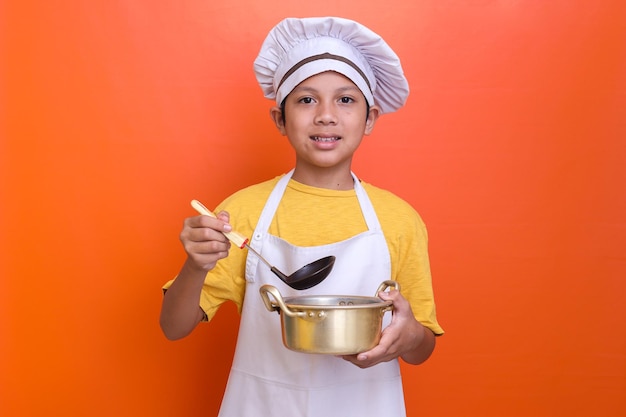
[
  {"x1": 160, "y1": 16, "x2": 443, "y2": 417},
  {"x1": 271, "y1": 71, "x2": 375, "y2": 189}
]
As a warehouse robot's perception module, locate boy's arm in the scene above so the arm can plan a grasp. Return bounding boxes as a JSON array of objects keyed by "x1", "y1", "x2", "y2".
[
  {"x1": 159, "y1": 212, "x2": 233, "y2": 340},
  {"x1": 159, "y1": 260, "x2": 210, "y2": 340},
  {"x1": 405, "y1": 327, "x2": 436, "y2": 364}
]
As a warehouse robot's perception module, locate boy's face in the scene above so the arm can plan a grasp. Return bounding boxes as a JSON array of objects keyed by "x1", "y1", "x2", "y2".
[{"x1": 271, "y1": 71, "x2": 380, "y2": 174}]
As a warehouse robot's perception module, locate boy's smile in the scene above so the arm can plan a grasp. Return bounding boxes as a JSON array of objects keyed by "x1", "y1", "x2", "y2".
[
  {"x1": 311, "y1": 136, "x2": 340, "y2": 142},
  {"x1": 271, "y1": 71, "x2": 380, "y2": 188}
]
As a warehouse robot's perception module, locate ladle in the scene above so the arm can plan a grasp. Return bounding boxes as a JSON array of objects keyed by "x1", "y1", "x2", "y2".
[{"x1": 191, "y1": 200, "x2": 335, "y2": 290}]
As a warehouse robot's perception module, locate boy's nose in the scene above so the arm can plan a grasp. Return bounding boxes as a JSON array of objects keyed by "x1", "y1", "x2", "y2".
[{"x1": 314, "y1": 103, "x2": 337, "y2": 125}]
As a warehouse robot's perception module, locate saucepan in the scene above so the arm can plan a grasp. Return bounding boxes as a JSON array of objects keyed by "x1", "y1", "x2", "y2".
[{"x1": 259, "y1": 280, "x2": 399, "y2": 355}]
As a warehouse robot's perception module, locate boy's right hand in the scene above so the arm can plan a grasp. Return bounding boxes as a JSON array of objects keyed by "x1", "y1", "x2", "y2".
[{"x1": 179, "y1": 211, "x2": 233, "y2": 272}]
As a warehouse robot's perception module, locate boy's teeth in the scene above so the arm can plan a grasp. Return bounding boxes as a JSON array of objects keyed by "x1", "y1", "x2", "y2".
[{"x1": 313, "y1": 137, "x2": 338, "y2": 142}]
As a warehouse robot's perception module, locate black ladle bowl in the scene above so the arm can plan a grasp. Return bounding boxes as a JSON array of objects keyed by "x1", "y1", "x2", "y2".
[
  {"x1": 191, "y1": 200, "x2": 336, "y2": 290},
  {"x1": 267, "y1": 255, "x2": 336, "y2": 290},
  {"x1": 242, "y1": 243, "x2": 336, "y2": 290}
]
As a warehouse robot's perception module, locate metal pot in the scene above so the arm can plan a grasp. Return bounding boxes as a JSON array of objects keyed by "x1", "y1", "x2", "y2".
[{"x1": 259, "y1": 280, "x2": 399, "y2": 355}]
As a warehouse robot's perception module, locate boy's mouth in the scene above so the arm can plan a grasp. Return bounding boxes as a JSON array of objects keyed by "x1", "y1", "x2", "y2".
[{"x1": 311, "y1": 136, "x2": 340, "y2": 142}]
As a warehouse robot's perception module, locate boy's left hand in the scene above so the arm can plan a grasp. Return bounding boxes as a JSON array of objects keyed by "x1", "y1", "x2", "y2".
[{"x1": 340, "y1": 288, "x2": 431, "y2": 368}]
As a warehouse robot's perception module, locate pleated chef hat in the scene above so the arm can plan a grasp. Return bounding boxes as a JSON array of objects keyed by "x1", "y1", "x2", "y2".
[{"x1": 253, "y1": 17, "x2": 409, "y2": 114}]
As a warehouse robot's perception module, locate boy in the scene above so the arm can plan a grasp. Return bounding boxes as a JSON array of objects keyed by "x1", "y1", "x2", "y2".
[{"x1": 160, "y1": 16, "x2": 443, "y2": 417}]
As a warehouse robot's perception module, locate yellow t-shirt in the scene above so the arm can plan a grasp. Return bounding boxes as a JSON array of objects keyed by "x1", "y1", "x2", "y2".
[{"x1": 164, "y1": 175, "x2": 444, "y2": 335}]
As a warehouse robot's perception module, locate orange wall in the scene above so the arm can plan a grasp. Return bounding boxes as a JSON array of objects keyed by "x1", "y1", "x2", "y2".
[{"x1": 2, "y1": 1, "x2": 625, "y2": 416}]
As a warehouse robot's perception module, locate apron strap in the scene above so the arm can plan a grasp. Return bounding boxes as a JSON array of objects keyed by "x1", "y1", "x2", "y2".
[
  {"x1": 351, "y1": 172, "x2": 382, "y2": 232},
  {"x1": 245, "y1": 170, "x2": 294, "y2": 282}
]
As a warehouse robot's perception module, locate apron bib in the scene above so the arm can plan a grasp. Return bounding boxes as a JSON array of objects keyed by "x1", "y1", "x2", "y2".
[{"x1": 218, "y1": 171, "x2": 406, "y2": 417}]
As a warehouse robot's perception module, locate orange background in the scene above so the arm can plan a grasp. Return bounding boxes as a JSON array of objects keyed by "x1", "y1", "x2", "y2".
[{"x1": 2, "y1": 1, "x2": 625, "y2": 416}]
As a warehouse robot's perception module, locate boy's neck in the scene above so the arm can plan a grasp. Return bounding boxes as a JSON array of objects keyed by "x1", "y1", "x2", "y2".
[{"x1": 291, "y1": 167, "x2": 355, "y2": 190}]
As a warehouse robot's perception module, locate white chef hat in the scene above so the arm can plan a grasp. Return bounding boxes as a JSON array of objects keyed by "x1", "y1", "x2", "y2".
[{"x1": 253, "y1": 17, "x2": 409, "y2": 114}]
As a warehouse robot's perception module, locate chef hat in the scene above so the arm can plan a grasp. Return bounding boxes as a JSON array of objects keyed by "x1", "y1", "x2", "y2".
[{"x1": 253, "y1": 17, "x2": 409, "y2": 114}]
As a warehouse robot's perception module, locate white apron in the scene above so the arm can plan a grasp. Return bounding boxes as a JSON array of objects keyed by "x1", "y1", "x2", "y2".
[{"x1": 218, "y1": 171, "x2": 406, "y2": 417}]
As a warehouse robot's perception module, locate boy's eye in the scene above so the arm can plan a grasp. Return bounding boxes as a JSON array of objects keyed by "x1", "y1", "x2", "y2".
[
  {"x1": 299, "y1": 97, "x2": 314, "y2": 104},
  {"x1": 340, "y1": 97, "x2": 354, "y2": 103}
]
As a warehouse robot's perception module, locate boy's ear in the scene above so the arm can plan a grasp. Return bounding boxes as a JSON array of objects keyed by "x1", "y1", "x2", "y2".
[
  {"x1": 270, "y1": 106, "x2": 286, "y2": 135},
  {"x1": 364, "y1": 105, "x2": 381, "y2": 135}
]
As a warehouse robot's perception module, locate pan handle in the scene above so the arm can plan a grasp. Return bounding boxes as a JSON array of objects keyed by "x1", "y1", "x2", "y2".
[
  {"x1": 259, "y1": 285, "x2": 305, "y2": 318},
  {"x1": 375, "y1": 280, "x2": 400, "y2": 296},
  {"x1": 376, "y1": 280, "x2": 400, "y2": 314}
]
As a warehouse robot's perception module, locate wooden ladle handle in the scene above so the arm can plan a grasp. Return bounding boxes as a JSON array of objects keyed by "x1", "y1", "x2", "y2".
[{"x1": 191, "y1": 200, "x2": 249, "y2": 249}]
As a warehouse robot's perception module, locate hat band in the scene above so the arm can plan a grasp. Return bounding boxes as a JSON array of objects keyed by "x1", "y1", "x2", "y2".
[{"x1": 277, "y1": 52, "x2": 372, "y2": 95}]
